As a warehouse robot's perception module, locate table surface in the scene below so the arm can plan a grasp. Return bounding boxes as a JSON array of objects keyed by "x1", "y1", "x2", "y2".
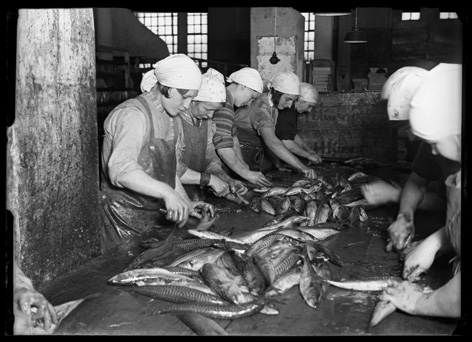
[{"x1": 40, "y1": 165, "x2": 460, "y2": 335}]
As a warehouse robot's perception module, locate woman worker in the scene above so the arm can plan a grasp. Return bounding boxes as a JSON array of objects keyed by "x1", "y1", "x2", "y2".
[
  {"x1": 379, "y1": 63, "x2": 462, "y2": 319},
  {"x1": 361, "y1": 65, "x2": 460, "y2": 252},
  {"x1": 212, "y1": 67, "x2": 273, "y2": 187},
  {"x1": 271, "y1": 82, "x2": 322, "y2": 168},
  {"x1": 233, "y1": 71, "x2": 317, "y2": 179},
  {"x1": 176, "y1": 68, "x2": 249, "y2": 200},
  {"x1": 100, "y1": 54, "x2": 215, "y2": 253}
]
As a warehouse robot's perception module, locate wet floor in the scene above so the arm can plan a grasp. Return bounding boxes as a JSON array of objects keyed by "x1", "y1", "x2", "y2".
[{"x1": 39, "y1": 166, "x2": 460, "y2": 335}]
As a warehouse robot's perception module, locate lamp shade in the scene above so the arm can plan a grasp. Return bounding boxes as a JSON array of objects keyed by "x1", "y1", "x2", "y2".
[{"x1": 344, "y1": 27, "x2": 367, "y2": 43}]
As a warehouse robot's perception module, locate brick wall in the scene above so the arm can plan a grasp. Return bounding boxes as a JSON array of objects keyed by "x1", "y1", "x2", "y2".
[{"x1": 297, "y1": 91, "x2": 396, "y2": 162}]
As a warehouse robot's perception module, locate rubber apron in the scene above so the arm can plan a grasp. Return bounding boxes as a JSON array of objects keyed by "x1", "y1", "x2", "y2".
[
  {"x1": 180, "y1": 116, "x2": 208, "y2": 201},
  {"x1": 445, "y1": 170, "x2": 461, "y2": 274},
  {"x1": 100, "y1": 95, "x2": 179, "y2": 253}
]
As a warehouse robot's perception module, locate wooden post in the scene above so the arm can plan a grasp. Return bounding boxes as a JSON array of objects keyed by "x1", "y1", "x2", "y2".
[{"x1": 7, "y1": 8, "x2": 101, "y2": 288}]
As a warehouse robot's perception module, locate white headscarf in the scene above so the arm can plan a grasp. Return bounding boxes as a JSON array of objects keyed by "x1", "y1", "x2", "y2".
[
  {"x1": 267, "y1": 71, "x2": 300, "y2": 95},
  {"x1": 227, "y1": 67, "x2": 264, "y2": 93},
  {"x1": 140, "y1": 54, "x2": 202, "y2": 93},
  {"x1": 300, "y1": 82, "x2": 319, "y2": 104},
  {"x1": 381, "y1": 66, "x2": 429, "y2": 120},
  {"x1": 409, "y1": 63, "x2": 462, "y2": 141},
  {"x1": 194, "y1": 68, "x2": 226, "y2": 102}
]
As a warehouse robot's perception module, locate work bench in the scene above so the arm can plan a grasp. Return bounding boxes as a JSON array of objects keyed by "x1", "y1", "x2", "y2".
[{"x1": 40, "y1": 166, "x2": 459, "y2": 335}]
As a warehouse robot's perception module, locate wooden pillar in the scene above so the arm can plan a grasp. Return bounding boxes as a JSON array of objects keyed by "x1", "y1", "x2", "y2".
[{"x1": 7, "y1": 8, "x2": 102, "y2": 288}]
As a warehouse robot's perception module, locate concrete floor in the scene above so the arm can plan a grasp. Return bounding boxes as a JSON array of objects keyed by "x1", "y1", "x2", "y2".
[{"x1": 38, "y1": 166, "x2": 461, "y2": 335}]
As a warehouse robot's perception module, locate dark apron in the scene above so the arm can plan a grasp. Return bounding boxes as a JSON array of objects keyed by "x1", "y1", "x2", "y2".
[
  {"x1": 180, "y1": 116, "x2": 208, "y2": 201},
  {"x1": 100, "y1": 94, "x2": 179, "y2": 253},
  {"x1": 445, "y1": 171, "x2": 461, "y2": 274}
]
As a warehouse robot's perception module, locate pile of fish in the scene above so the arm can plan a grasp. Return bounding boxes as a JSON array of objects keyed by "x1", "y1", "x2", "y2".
[
  {"x1": 247, "y1": 170, "x2": 376, "y2": 228},
  {"x1": 106, "y1": 169, "x2": 402, "y2": 335},
  {"x1": 106, "y1": 209, "x2": 355, "y2": 334}
]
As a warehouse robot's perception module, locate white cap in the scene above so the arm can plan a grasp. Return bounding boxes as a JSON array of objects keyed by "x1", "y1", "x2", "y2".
[
  {"x1": 153, "y1": 54, "x2": 202, "y2": 90},
  {"x1": 409, "y1": 63, "x2": 462, "y2": 140},
  {"x1": 227, "y1": 67, "x2": 264, "y2": 93},
  {"x1": 300, "y1": 82, "x2": 319, "y2": 104},
  {"x1": 194, "y1": 68, "x2": 226, "y2": 102},
  {"x1": 267, "y1": 71, "x2": 300, "y2": 95},
  {"x1": 381, "y1": 66, "x2": 429, "y2": 120}
]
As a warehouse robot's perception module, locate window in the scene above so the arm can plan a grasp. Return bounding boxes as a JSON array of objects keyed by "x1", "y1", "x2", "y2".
[
  {"x1": 135, "y1": 12, "x2": 178, "y2": 55},
  {"x1": 301, "y1": 12, "x2": 315, "y2": 62},
  {"x1": 401, "y1": 12, "x2": 421, "y2": 20},
  {"x1": 187, "y1": 13, "x2": 208, "y2": 68},
  {"x1": 439, "y1": 12, "x2": 458, "y2": 19}
]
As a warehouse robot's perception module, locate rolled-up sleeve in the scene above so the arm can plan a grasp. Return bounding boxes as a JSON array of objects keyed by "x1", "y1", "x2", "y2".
[
  {"x1": 213, "y1": 107, "x2": 236, "y2": 149},
  {"x1": 102, "y1": 107, "x2": 148, "y2": 187},
  {"x1": 253, "y1": 101, "x2": 276, "y2": 135},
  {"x1": 205, "y1": 122, "x2": 222, "y2": 171}
]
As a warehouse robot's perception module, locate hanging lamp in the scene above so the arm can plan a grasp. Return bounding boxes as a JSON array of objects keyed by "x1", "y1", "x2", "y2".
[
  {"x1": 269, "y1": 7, "x2": 280, "y2": 64},
  {"x1": 344, "y1": 8, "x2": 367, "y2": 43}
]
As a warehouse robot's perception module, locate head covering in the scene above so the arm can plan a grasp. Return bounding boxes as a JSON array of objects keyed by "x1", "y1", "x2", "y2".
[
  {"x1": 154, "y1": 54, "x2": 202, "y2": 90},
  {"x1": 299, "y1": 82, "x2": 319, "y2": 104},
  {"x1": 409, "y1": 63, "x2": 462, "y2": 141},
  {"x1": 140, "y1": 70, "x2": 158, "y2": 93},
  {"x1": 194, "y1": 68, "x2": 226, "y2": 102},
  {"x1": 267, "y1": 72, "x2": 301, "y2": 95},
  {"x1": 381, "y1": 66, "x2": 429, "y2": 120},
  {"x1": 227, "y1": 67, "x2": 264, "y2": 93}
]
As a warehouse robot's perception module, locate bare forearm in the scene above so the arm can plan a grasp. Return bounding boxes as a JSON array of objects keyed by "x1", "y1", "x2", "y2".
[
  {"x1": 294, "y1": 134, "x2": 315, "y2": 153},
  {"x1": 117, "y1": 169, "x2": 175, "y2": 200},
  {"x1": 217, "y1": 147, "x2": 251, "y2": 179},
  {"x1": 398, "y1": 173, "x2": 429, "y2": 217},
  {"x1": 416, "y1": 273, "x2": 461, "y2": 318},
  {"x1": 282, "y1": 139, "x2": 311, "y2": 159},
  {"x1": 261, "y1": 128, "x2": 305, "y2": 171}
]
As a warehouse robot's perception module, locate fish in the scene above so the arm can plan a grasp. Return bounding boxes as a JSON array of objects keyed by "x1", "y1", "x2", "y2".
[
  {"x1": 249, "y1": 196, "x2": 262, "y2": 213},
  {"x1": 260, "y1": 198, "x2": 276, "y2": 215},
  {"x1": 140, "y1": 237, "x2": 163, "y2": 249},
  {"x1": 124, "y1": 228, "x2": 177, "y2": 271},
  {"x1": 158, "y1": 300, "x2": 265, "y2": 320},
  {"x1": 186, "y1": 229, "x2": 247, "y2": 245},
  {"x1": 169, "y1": 248, "x2": 216, "y2": 267},
  {"x1": 273, "y1": 252, "x2": 301, "y2": 280},
  {"x1": 159, "y1": 265, "x2": 203, "y2": 278},
  {"x1": 253, "y1": 254, "x2": 276, "y2": 286},
  {"x1": 262, "y1": 211, "x2": 297, "y2": 227},
  {"x1": 261, "y1": 186, "x2": 290, "y2": 198},
  {"x1": 242, "y1": 256, "x2": 268, "y2": 296},
  {"x1": 323, "y1": 276, "x2": 403, "y2": 292},
  {"x1": 29, "y1": 294, "x2": 100, "y2": 335},
  {"x1": 295, "y1": 227, "x2": 341, "y2": 241},
  {"x1": 284, "y1": 186, "x2": 308, "y2": 196},
  {"x1": 368, "y1": 300, "x2": 396, "y2": 332},
  {"x1": 265, "y1": 266, "x2": 302, "y2": 297},
  {"x1": 200, "y1": 263, "x2": 248, "y2": 304},
  {"x1": 225, "y1": 192, "x2": 249, "y2": 206},
  {"x1": 305, "y1": 200, "x2": 318, "y2": 226},
  {"x1": 173, "y1": 238, "x2": 229, "y2": 253},
  {"x1": 175, "y1": 312, "x2": 228, "y2": 336},
  {"x1": 291, "y1": 196, "x2": 306, "y2": 214},
  {"x1": 252, "y1": 186, "x2": 271, "y2": 193},
  {"x1": 244, "y1": 233, "x2": 286, "y2": 258},
  {"x1": 314, "y1": 202, "x2": 331, "y2": 224},
  {"x1": 124, "y1": 284, "x2": 227, "y2": 305},
  {"x1": 275, "y1": 228, "x2": 318, "y2": 243},
  {"x1": 177, "y1": 249, "x2": 227, "y2": 271},
  {"x1": 335, "y1": 188, "x2": 364, "y2": 205},
  {"x1": 275, "y1": 196, "x2": 292, "y2": 215},
  {"x1": 343, "y1": 198, "x2": 372, "y2": 208},
  {"x1": 214, "y1": 251, "x2": 249, "y2": 291},
  {"x1": 348, "y1": 207, "x2": 361, "y2": 227},
  {"x1": 299, "y1": 255, "x2": 323, "y2": 309},
  {"x1": 107, "y1": 268, "x2": 195, "y2": 286},
  {"x1": 311, "y1": 258, "x2": 332, "y2": 299},
  {"x1": 291, "y1": 179, "x2": 312, "y2": 188},
  {"x1": 305, "y1": 240, "x2": 344, "y2": 267},
  {"x1": 347, "y1": 171, "x2": 367, "y2": 182}
]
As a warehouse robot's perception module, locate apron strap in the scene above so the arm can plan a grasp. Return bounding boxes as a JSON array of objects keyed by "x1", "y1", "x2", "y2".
[{"x1": 136, "y1": 95, "x2": 156, "y2": 139}]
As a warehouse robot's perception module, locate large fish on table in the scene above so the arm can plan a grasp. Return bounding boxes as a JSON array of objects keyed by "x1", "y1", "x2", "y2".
[
  {"x1": 323, "y1": 276, "x2": 403, "y2": 292},
  {"x1": 107, "y1": 268, "x2": 199, "y2": 286},
  {"x1": 124, "y1": 284, "x2": 227, "y2": 305},
  {"x1": 299, "y1": 255, "x2": 324, "y2": 309},
  {"x1": 294, "y1": 227, "x2": 341, "y2": 241},
  {"x1": 265, "y1": 266, "x2": 302, "y2": 297},
  {"x1": 187, "y1": 229, "x2": 247, "y2": 245},
  {"x1": 158, "y1": 300, "x2": 266, "y2": 320}
]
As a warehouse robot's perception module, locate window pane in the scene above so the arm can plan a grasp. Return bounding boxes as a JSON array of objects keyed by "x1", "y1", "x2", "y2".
[
  {"x1": 411, "y1": 12, "x2": 420, "y2": 20},
  {"x1": 401, "y1": 12, "x2": 410, "y2": 20},
  {"x1": 188, "y1": 26, "x2": 194, "y2": 34}
]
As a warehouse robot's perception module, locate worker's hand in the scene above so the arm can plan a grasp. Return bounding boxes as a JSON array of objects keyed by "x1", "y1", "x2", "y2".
[
  {"x1": 402, "y1": 237, "x2": 438, "y2": 281},
  {"x1": 378, "y1": 279, "x2": 427, "y2": 316},
  {"x1": 190, "y1": 201, "x2": 216, "y2": 219},
  {"x1": 300, "y1": 166, "x2": 317, "y2": 179},
  {"x1": 361, "y1": 180, "x2": 402, "y2": 205},
  {"x1": 228, "y1": 179, "x2": 248, "y2": 196},
  {"x1": 13, "y1": 287, "x2": 58, "y2": 334},
  {"x1": 245, "y1": 171, "x2": 273, "y2": 187},
  {"x1": 306, "y1": 152, "x2": 322, "y2": 165},
  {"x1": 162, "y1": 190, "x2": 190, "y2": 228},
  {"x1": 386, "y1": 212, "x2": 415, "y2": 252},
  {"x1": 208, "y1": 175, "x2": 231, "y2": 197}
]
